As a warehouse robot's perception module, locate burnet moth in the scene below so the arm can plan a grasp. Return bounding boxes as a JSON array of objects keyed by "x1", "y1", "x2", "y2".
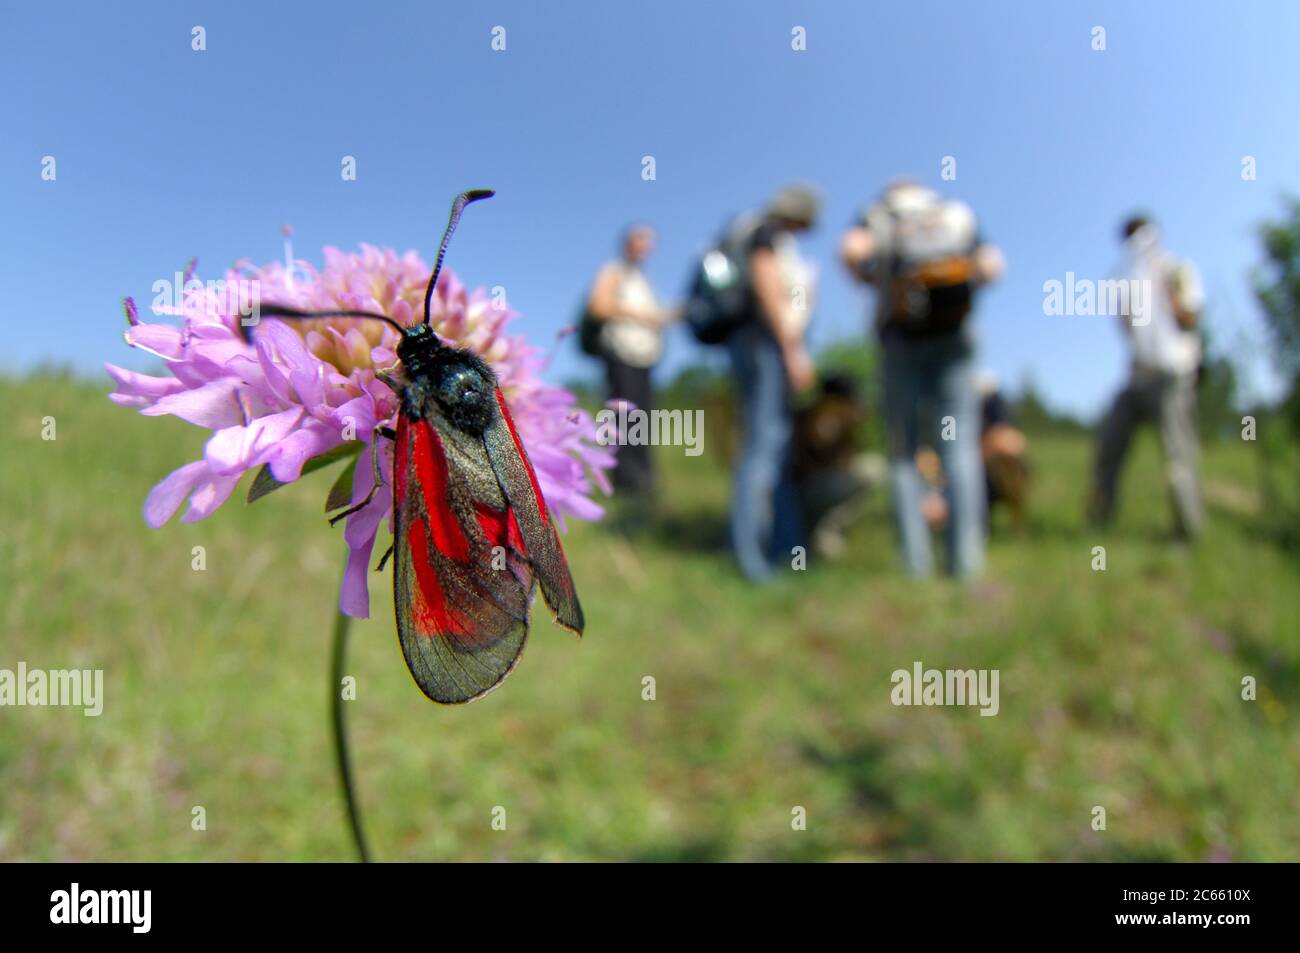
[{"x1": 254, "y1": 190, "x2": 584, "y2": 704}]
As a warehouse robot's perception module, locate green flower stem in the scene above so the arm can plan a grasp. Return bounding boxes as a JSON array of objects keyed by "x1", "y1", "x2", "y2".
[{"x1": 331, "y1": 600, "x2": 372, "y2": 862}]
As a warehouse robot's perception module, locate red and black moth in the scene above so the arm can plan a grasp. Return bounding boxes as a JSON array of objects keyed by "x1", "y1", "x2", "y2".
[{"x1": 253, "y1": 190, "x2": 584, "y2": 704}]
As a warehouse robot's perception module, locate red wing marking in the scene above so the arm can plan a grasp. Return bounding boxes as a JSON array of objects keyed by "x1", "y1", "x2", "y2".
[
  {"x1": 406, "y1": 519, "x2": 469, "y2": 637},
  {"x1": 472, "y1": 500, "x2": 530, "y2": 559},
  {"x1": 409, "y1": 420, "x2": 471, "y2": 561}
]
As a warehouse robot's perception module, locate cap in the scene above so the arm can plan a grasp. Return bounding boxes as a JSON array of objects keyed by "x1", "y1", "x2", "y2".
[{"x1": 767, "y1": 183, "x2": 822, "y2": 227}]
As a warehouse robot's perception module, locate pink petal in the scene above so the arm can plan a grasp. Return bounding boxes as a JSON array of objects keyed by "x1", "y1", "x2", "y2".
[
  {"x1": 104, "y1": 363, "x2": 186, "y2": 404},
  {"x1": 140, "y1": 378, "x2": 244, "y2": 429},
  {"x1": 143, "y1": 460, "x2": 208, "y2": 527},
  {"x1": 338, "y1": 443, "x2": 393, "y2": 618},
  {"x1": 260, "y1": 319, "x2": 315, "y2": 374},
  {"x1": 329, "y1": 395, "x2": 378, "y2": 436},
  {"x1": 266, "y1": 421, "x2": 338, "y2": 483},
  {"x1": 203, "y1": 407, "x2": 304, "y2": 475},
  {"x1": 125, "y1": 323, "x2": 184, "y2": 359},
  {"x1": 339, "y1": 543, "x2": 374, "y2": 619},
  {"x1": 255, "y1": 336, "x2": 294, "y2": 406},
  {"x1": 181, "y1": 472, "x2": 242, "y2": 523}
]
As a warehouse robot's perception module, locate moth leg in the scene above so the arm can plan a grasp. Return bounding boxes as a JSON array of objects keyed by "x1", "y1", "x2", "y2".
[
  {"x1": 369, "y1": 428, "x2": 385, "y2": 487},
  {"x1": 328, "y1": 424, "x2": 395, "y2": 526},
  {"x1": 328, "y1": 497, "x2": 375, "y2": 526},
  {"x1": 375, "y1": 543, "x2": 395, "y2": 572},
  {"x1": 368, "y1": 422, "x2": 397, "y2": 488}
]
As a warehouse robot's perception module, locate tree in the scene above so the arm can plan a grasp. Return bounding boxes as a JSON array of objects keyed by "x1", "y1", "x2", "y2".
[
  {"x1": 1013, "y1": 373, "x2": 1086, "y2": 435},
  {"x1": 1196, "y1": 327, "x2": 1240, "y2": 443},
  {"x1": 1250, "y1": 199, "x2": 1300, "y2": 540},
  {"x1": 1252, "y1": 197, "x2": 1300, "y2": 424}
]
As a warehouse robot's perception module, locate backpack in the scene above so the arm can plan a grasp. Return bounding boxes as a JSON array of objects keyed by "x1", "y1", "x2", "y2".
[
  {"x1": 876, "y1": 197, "x2": 979, "y2": 337},
  {"x1": 576, "y1": 263, "x2": 621, "y2": 358},
  {"x1": 683, "y1": 218, "x2": 757, "y2": 345},
  {"x1": 576, "y1": 300, "x2": 604, "y2": 357}
]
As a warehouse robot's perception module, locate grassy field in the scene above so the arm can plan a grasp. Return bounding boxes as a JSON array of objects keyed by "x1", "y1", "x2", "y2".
[{"x1": 1, "y1": 372, "x2": 1297, "y2": 861}]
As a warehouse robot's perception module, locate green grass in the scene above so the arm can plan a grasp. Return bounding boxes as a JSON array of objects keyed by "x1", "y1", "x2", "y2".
[{"x1": 1, "y1": 373, "x2": 1297, "y2": 861}]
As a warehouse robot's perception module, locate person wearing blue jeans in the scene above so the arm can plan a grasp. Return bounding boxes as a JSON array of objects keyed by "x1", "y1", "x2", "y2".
[
  {"x1": 840, "y1": 180, "x2": 1005, "y2": 578},
  {"x1": 728, "y1": 323, "x2": 805, "y2": 581},
  {"x1": 724, "y1": 184, "x2": 821, "y2": 581},
  {"x1": 881, "y1": 328, "x2": 985, "y2": 576}
]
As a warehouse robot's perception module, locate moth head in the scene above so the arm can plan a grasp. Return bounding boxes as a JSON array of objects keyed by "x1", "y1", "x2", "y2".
[{"x1": 396, "y1": 323, "x2": 437, "y2": 363}]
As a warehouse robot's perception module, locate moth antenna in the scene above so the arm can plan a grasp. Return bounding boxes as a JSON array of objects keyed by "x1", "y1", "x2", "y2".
[
  {"x1": 250, "y1": 304, "x2": 407, "y2": 342},
  {"x1": 423, "y1": 189, "x2": 495, "y2": 326}
]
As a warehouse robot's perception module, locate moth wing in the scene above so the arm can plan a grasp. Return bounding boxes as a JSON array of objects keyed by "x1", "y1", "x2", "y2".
[
  {"x1": 481, "y1": 389, "x2": 585, "y2": 634},
  {"x1": 392, "y1": 413, "x2": 535, "y2": 704}
]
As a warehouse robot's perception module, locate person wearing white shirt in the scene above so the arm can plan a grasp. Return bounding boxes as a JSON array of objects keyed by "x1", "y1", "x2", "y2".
[
  {"x1": 587, "y1": 225, "x2": 673, "y2": 494},
  {"x1": 1089, "y1": 215, "x2": 1205, "y2": 538}
]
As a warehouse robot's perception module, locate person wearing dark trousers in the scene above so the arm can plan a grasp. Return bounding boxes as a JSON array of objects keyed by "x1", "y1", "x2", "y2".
[
  {"x1": 1088, "y1": 215, "x2": 1205, "y2": 539},
  {"x1": 603, "y1": 354, "x2": 655, "y2": 492},
  {"x1": 586, "y1": 225, "x2": 671, "y2": 495}
]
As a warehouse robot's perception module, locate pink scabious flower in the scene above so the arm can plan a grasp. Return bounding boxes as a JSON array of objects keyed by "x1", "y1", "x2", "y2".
[{"x1": 107, "y1": 245, "x2": 614, "y2": 618}]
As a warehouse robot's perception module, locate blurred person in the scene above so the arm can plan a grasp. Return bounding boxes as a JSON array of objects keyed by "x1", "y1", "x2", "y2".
[
  {"x1": 840, "y1": 180, "x2": 1004, "y2": 577},
  {"x1": 916, "y1": 373, "x2": 1030, "y2": 535},
  {"x1": 793, "y1": 374, "x2": 886, "y2": 558},
  {"x1": 1088, "y1": 214, "x2": 1205, "y2": 538},
  {"x1": 915, "y1": 445, "x2": 949, "y2": 531},
  {"x1": 978, "y1": 372, "x2": 1030, "y2": 532},
  {"x1": 584, "y1": 224, "x2": 674, "y2": 495},
  {"x1": 723, "y1": 184, "x2": 821, "y2": 581}
]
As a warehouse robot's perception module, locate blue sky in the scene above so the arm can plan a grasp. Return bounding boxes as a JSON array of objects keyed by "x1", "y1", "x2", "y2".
[{"x1": 2, "y1": 1, "x2": 1296, "y2": 418}]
